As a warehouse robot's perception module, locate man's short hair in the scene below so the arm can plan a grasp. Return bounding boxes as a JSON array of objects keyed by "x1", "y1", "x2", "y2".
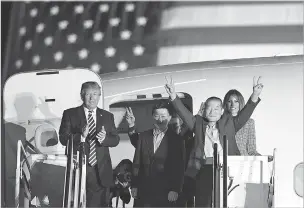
[
  {"x1": 80, "y1": 81, "x2": 101, "y2": 98},
  {"x1": 151, "y1": 101, "x2": 173, "y2": 116},
  {"x1": 205, "y1": 96, "x2": 223, "y2": 107}
]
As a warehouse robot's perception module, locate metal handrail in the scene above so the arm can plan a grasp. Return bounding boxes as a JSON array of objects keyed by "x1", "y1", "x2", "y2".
[
  {"x1": 63, "y1": 136, "x2": 74, "y2": 208},
  {"x1": 212, "y1": 143, "x2": 221, "y2": 208},
  {"x1": 73, "y1": 152, "x2": 80, "y2": 208},
  {"x1": 268, "y1": 148, "x2": 277, "y2": 208},
  {"x1": 78, "y1": 143, "x2": 86, "y2": 208},
  {"x1": 222, "y1": 136, "x2": 228, "y2": 208},
  {"x1": 15, "y1": 140, "x2": 31, "y2": 208},
  {"x1": 62, "y1": 137, "x2": 87, "y2": 208},
  {"x1": 15, "y1": 136, "x2": 87, "y2": 208}
]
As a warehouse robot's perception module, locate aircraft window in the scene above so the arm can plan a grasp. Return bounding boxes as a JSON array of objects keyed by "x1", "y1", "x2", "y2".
[
  {"x1": 109, "y1": 93, "x2": 193, "y2": 133},
  {"x1": 41, "y1": 130, "x2": 58, "y2": 147},
  {"x1": 294, "y1": 162, "x2": 303, "y2": 197},
  {"x1": 35, "y1": 125, "x2": 59, "y2": 149}
]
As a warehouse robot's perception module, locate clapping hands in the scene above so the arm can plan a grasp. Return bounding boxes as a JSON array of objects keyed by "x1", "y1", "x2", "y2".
[{"x1": 96, "y1": 126, "x2": 106, "y2": 144}]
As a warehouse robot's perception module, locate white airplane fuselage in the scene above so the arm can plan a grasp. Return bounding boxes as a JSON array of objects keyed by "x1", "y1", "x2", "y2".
[{"x1": 3, "y1": 55, "x2": 303, "y2": 207}]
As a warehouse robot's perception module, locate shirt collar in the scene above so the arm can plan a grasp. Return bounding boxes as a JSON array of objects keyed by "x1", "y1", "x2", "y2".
[
  {"x1": 153, "y1": 125, "x2": 168, "y2": 135},
  {"x1": 83, "y1": 106, "x2": 97, "y2": 114},
  {"x1": 206, "y1": 123, "x2": 217, "y2": 130}
]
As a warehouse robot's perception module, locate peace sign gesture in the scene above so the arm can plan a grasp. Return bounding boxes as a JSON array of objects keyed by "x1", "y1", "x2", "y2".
[
  {"x1": 125, "y1": 107, "x2": 135, "y2": 127},
  {"x1": 253, "y1": 76, "x2": 264, "y2": 94},
  {"x1": 164, "y1": 75, "x2": 177, "y2": 100},
  {"x1": 251, "y1": 76, "x2": 264, "y2": 102}
]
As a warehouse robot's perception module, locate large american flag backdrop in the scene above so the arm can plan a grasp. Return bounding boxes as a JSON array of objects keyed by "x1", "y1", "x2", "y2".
[
  {"x1": 2, "y1": 1, "x2": 303, "y2": 82},
  {"x1": 2, "y1": 1, "x2": 170, "y2": 80}
]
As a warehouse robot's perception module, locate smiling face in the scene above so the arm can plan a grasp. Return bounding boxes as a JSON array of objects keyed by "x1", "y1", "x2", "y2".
[
  {"x1": 204, "y1": 99, "x2": 224, "y2": 122},
  {"x1": 223, "y1": 90, "x2": 246, "y2": 117},
  {"x1": 226, "y1": 95, "x2": 240, "y2": 116}
]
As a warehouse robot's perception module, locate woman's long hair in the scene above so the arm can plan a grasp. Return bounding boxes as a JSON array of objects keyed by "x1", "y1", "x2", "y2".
[{"x1": 223, "y1": 89, "x2": 245, "y2": 115}]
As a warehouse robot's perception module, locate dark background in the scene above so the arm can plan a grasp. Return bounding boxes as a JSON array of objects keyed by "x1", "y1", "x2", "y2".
[
  {"x1": 1, "y1": 2, "x2": 12, "y2": 68},
  {"x1": 1, "y1": 2, "x2": 12, "y2": 207}
]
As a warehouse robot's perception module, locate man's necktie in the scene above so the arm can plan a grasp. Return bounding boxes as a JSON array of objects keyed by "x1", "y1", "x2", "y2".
[
  {"x1": 88, "y1": 110, "x2": 97, "y2": 166},
  {"x1": 153, "y1": 128, "x2": 166, "y2": 153}
]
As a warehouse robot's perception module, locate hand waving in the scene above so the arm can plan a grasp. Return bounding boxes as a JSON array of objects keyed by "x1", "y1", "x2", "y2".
[
  {"x1": 253, "y1": 76, "x2": 264, "y2": 95},
  {"x1": 197, "y1": 102, "x2": 205, "y2": 117},
  {"x1": 251, "y1": 76, "x2": 264, "y2": 102},
  {"x1": 164, "y1": 76, "x2": 177, "y2": 100},
  {"x1": 125, "y1": 107, "x2": 135, "y2": 127}
]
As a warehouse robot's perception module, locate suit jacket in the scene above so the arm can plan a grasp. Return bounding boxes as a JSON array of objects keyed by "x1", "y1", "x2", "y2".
[
  {"x1": 129, "y1": 124, "x2": 193, "y2": 174},
  {"x1": 59, "y1": 105, "x2": 120, "y2": 187},
  {"x1": 129, "y1": 124, "x2": 192, "y2": 148},
  {"x1": 171, "y1": 97, "x2": 260, "y2": 178},
  {"x1": 131, "y1": 128, "x2": 185, "y2": 200}
]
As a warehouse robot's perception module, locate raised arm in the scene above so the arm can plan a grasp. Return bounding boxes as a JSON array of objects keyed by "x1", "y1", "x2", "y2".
[
  {"x1": 164, "y1": 76, "x2": 196, "y2": 131},
  {"x1": 128, "y1": 126, "x2": 139, "y2": 148},
  {"x1": 233, "y1": 98, "x2": 260, "y2": 132},
  {"x1": 125, "y1": 107, "x2": 139, "y2": 148},
  {"x1": 233, "y1": 76, "x2": 264, "y2": 132},
  {"x1": 171, "y1": 97, "x2": 196, "y2": 131}
]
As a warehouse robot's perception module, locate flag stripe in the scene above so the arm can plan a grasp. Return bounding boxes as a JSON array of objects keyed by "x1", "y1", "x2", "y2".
[
  {"x1": 161, "y1": 2, "x2": 302, "y2": 29},
  {"x1": 158, "y1": 25, "x2": 303, "y2": 47},
  {"x1": 157, "y1": 44, "x2": 303, "y2": 66}
]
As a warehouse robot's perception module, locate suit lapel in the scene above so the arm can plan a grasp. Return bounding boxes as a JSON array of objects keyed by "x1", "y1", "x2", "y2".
[
  {"x1": 202, "y1": 118, "x2": 224, "y2": 147},
  {"x1": 202, "y1": 119, "x2": 207, "y2": 136},
  {"x1": 96, "y1": 108, "x2": 104, "y2": 133},
  {"x1": 217, "y1": 119, "x2": 225, "y2": 147},
  {"x1": 145, "y1": 130, "x2": 154, "y2": 157},
  {"x1": 77, "y1": 105, "x2": 87, "y2": 128},
  {"x1": 154, "y1": 131, "x2": 168, "y2": 156}
]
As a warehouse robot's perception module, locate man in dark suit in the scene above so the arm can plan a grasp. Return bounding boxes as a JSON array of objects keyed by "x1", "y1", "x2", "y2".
[
  {"x1": 169, "y1": 114, "x2": 195, "y2": 207},
  {"x1": 128, "y1": 102, "x2": 185, "y2": 207},
  {"x1": 164, "y1": 76, "x2": 264, "y2": 207},
  {"x1": 59, "y1": 81, "x2": 120, "y2": 207},
  {"x1": 126, "y1": 107, "x2": 194, "y2": 207}
]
